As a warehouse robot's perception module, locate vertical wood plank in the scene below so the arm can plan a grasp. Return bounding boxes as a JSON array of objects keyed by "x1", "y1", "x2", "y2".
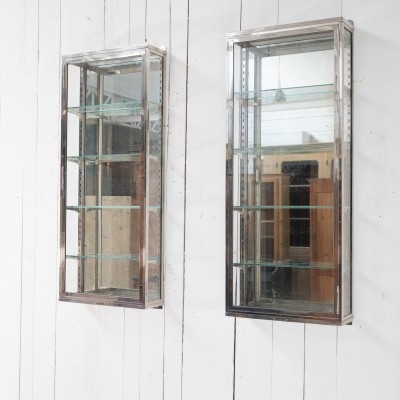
[
  {"x1": 338, "y1": 2, "x2": 400, "y2": 400},
  {"x1": 145, "y1": 0, "x2": 169, "y2": 48},
  {"x1": 182, "y1": 1, "x2": 240, "y2": 399},
  {"x1": 18, "y1": 0, "x2": 40, "y2": 398},
  {"x1": 129, "y1": 0, "x2": 146, "y2": 45},
  {"x1": 123, "y1": 309, "x2": 141, "y2": 400},
  {"x1": 139, "y1": 309, "x2": 165, "y2": 400},
  {"x1": 138, "y1": 1, "x2": 170, "y2": 399},
  {"x1": 271, "y1": 322, "x2": 304, "y2": 400},
  {"x1": 61, "y1": 0, "x2": 105, "y2": 54},
  {"x1": 0, "y1": 0, "x2": 28, "y2": 398},
  {"x1": 277, "y1": 0, "x2": 341, "y2": 25},
  {"x1": 163, "y1": 0, "x2": 188, "y2": 399},
  {"x1": 105, "y1": 0, "x2": 130, "y2": 48},
  {"x1": 56, "y1": 2, "x2": 126, "y2": 400},
  {"x1": 233, "y1": 4, "x2": 274, "y2": 400},
  {"x1": 304, "y1": 325, "x2": 336, "y2": 400},
  {"x1": 31, "y1": 0, "x2": 61, "y2": 398},
  {"x1": 55, "y1": 304, "x2": 125, "y2": 400},
  {"x1": 234, "y1": 319, "x2": 273, "y2": 400},
  {"x1": 241, "y1": 0, "x2": 278, "y2": 30}
]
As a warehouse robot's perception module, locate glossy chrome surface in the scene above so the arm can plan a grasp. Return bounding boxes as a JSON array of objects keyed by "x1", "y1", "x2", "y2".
[{"x1": 226, "y1": 18, "x2": 353, "y2": 325}]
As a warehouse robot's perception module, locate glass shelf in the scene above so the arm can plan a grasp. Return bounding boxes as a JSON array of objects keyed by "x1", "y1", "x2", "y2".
[
  {"x1": 86, "y1": 288, "x2": 140, "y2": 299},
  {"x1": 233, "y1": 205, "x2": 333, "y2": 210},
  {"x1": 234, "y1": 142, "x2": 333, "y2": 157},
  {"x1": 66, "y1": 205, "x2": 160, "y2": 211},
  {"x1": 233, "y1": 260, "x2": 333, "y2": 270},
  {"x1": 67, "y1": 153, "x2": 141, "y2": 164},
  {"x1": 234, "y1": 84, "x2": 334, "y2": 105},
  {"x1": 248, "y1": 299, "x2": 334, "y2": 314},
  {"x1": 67, "y1": 101, "x2": 161, "y2": 117},
  {"x1": 66, "y1": 253, "x2": 159, "y2": 261}
]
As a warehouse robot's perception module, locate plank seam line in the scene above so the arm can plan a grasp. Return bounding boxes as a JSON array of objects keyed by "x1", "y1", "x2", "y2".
[{"x1": 180, "y1": 0, "x2": 191, "y2": 398}]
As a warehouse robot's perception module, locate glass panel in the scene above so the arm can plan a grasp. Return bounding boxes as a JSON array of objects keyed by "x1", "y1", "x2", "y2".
[
  {"x1": 67, "y1": 65, "x2": 81, "y2": 108},
  {"x1": 66, "y1": 207, "x2": 141, "y2": 294},
  {"x1": 146, "y1": 52, "x2": 163, "y2": 303},
  {"x1": 342, "y1": 28, "x2": 352, "y2": 317},
  {"x1": 65, "y1": 55, "x2": 144, "y2": 298},
  {"x1": 232, "y1": 31, "x2": 335, "y2": 315}
]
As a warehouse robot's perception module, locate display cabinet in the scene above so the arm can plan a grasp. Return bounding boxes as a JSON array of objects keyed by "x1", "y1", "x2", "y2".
[
  {"x1": 226, "y1": 18, "x2": 352, "y2": 324},
  {"x1": 60, "y1": 45, "x2": 165, "y2": 308}
]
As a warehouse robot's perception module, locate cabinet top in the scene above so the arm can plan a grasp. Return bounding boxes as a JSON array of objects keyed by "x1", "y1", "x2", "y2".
[
  {"x1": 62, "y1": 44, "x2": 166, "y2": 66},
  {"x1": 227, "y1": 17, "x2": 353, "y2": 42}
]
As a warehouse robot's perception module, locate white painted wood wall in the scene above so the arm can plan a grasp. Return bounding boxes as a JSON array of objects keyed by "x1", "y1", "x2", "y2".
[{"x1": 0, "y1": 0, "x2": 399, "y2": 399}]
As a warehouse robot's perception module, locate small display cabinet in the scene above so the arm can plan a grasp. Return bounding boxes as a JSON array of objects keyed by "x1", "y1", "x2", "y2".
[
  {"x1": 60, "y1": 45, "x2": 165, "y2": 308},
  {"x1": 226, "y1": 18, "x2": 353, "y2": 324}
]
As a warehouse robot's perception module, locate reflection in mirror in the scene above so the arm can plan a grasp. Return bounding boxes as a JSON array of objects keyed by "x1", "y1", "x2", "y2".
[{"x1": 232, "y1": 31, "x2": 336, "y2": 315}]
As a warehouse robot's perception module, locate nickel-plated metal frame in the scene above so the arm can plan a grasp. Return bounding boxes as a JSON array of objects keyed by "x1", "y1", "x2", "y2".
[
  {"x1": 226, "y1": 18, "x2": 353, "y2": 325},
  {"x1": 60, "y1": 44, "x2": 166, "y2": 309}
]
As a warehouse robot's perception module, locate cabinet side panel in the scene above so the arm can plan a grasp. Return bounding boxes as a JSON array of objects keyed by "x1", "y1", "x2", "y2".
[{"x1": 341, "y1": 27, "x2": 352, "y2": 319}]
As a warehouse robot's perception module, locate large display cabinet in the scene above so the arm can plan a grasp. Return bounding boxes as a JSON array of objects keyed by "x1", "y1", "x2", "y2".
[
  {"x1": 60, "y1": 45, "x2": 165, "y2": 308},
  {"x1": 226, "y1": 18, "x2": 352, "y2": 324}
]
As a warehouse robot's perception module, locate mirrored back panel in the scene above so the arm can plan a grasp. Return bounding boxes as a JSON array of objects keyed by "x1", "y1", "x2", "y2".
[{"x1": 226, "y1": 18, "x2": 353, "y2": 324}]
